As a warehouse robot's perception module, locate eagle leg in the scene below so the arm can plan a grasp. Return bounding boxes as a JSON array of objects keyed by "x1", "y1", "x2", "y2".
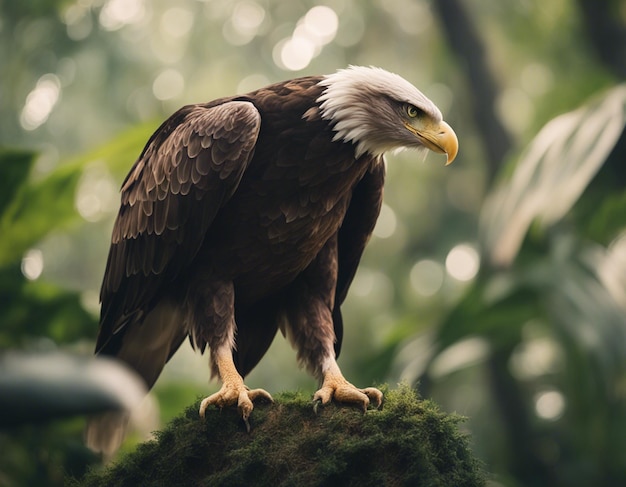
[
  {"x1": 312, "y1": 357, "x2": 383, "y2": 413},
  {"x1": 199, "y1": 346, "x2": 273, "y2": 432}
]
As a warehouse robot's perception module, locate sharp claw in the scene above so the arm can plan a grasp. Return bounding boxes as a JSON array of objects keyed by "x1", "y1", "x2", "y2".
[
  {"x1": 198, "y1": 384, "x2": 273, "y2": 432},
  {"x1": 199, "y1": 397, "x2": 211, "y2": 418},
  {"x1": 312, "y1": 398, "x2": 322, "y2": 415},
  {"x1": 313, "y1": 377, "x2": 384, "y2": 413}
]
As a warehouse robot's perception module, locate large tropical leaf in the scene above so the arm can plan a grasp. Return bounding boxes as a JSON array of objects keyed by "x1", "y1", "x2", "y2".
[
  {"x1": 0, "y1": 123, "x2": 155, "y2": 267},
  {"x1": 480, "y1": 84, "x2": 626, "y2": 267}
]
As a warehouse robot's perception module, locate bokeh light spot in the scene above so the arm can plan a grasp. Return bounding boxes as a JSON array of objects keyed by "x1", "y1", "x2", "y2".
[
  {"x1": 410, "y1": 259, "x2": 444, "y2": 297},
  {"x1": 152, "y1": 69, "x2": 185, "y2": 101},
  {"x1": 510, "y1": 337, "x2": 563, "y2": 380},
  {"x1": 304, "y1": 6, "x2": 338, "y2": 44},
  {"x1": 232, "y1": 1, "x2": 265, "y2": 35},
  {"x1": 445, "y1": 243, "x2": 479, "y2": 281},
  {"x1": 278, "y1": 37, "x2": 315, "y2": 72},
  {"x1": 21, "y1": 249, "x2": 44, "y2": 281},
  {"x1": 224, "y1": 1, "x2": 265, "y2": 46},
  {"x1": 63, "y1": 4, "x2": 93, "y2": 40},
  {"x1": 20, "y1": 74, "x2": 61, "y2": 131},
  {"x1": 99, "y1": 0, "x2": 146, "y2": 31},
  {"x1": 273, "y1": 6, "x2": 338, "y2": 71},
  {"x1": 535, "y1": 390, "x2": 565, "y2": 421}
]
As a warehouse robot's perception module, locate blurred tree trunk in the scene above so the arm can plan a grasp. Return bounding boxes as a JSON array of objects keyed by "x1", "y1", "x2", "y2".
[
  {"x1": 487, "y1": 348, "x2": 555, "y2": 486},
  {"x1": 432, "y1": 4, "x2": 550, "y2": 484},
  {"x1": 432, "y1": 0, "x2": 514, "y2": 185},
  {"x1": 577, "y1": 0, "x2": 626, "y2": 79}
]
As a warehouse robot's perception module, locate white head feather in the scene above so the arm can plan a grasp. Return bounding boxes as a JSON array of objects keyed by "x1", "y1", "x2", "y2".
[{"x1": 317, "y1": 66, "x2": 443, "y2": 158}]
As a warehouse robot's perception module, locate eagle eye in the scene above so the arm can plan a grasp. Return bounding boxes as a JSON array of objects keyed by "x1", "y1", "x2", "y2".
[{"x1": 405, "y1": 104, "x2": 422, "y2": 119}]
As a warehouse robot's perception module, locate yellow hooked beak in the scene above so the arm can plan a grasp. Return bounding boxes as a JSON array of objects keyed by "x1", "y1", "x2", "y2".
[{"x1": 405, "y1": 120, "x2": 458, "y2": 165}]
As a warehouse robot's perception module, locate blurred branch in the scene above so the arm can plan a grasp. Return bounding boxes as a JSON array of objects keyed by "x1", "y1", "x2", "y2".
[
  {"x1": 0, "y1": 352, "x2": 147, "y2": 426},
  {"x1": 577, "y1": 0, "x2": 626, "y2": 79},
  {"x1": 432, "y1": 0, "x2": 514, "y2": 184}
]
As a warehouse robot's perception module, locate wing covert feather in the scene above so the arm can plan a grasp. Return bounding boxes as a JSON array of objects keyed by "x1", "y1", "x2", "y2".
[{"x1": 97, "y1": 101, "x2": 261, "y2": 352}]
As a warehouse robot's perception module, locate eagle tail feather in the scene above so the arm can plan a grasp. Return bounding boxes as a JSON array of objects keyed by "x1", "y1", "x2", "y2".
[
  {"x1": 85, "y1": 411, "x2": 130, "y2": 457},
  {"x1": 86, "y1": 300, "x2": 185, "y2": 455}
]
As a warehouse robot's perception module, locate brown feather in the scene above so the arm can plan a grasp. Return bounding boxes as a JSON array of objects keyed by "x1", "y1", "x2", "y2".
[
  {"x1": 96, "y1": 75, "x2": 385, "y2": 402},
  {"x1": 97, "y1": 101, "x2": 261, "y2": 355}
]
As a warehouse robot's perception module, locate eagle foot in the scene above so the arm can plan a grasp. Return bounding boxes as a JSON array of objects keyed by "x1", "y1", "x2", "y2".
[
  {"x1": 199, "y1": 383, "x2": 273, "y2": 432},
  {"x1": 312, "y1": 375, "x2": 383, "y2": 414}
]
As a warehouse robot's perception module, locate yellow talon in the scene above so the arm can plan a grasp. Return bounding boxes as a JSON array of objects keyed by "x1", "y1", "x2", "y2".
[
  {"x1": 313, "y1": 360, "x2": 382, "y2": 413},
  {"x1": 199, "y1": 348, "x2": 273, "y2": 430}
]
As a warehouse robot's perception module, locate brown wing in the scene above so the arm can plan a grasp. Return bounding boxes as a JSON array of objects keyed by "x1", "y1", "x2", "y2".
[
  {"x1": 332, "y1": 159, "x2": 386, "y2": 357},
  {"x1": 96, "y1": 100, "x2": 261, "y2": 354}
]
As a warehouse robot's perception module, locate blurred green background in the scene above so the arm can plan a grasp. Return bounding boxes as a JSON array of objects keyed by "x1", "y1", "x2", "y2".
[{"x1": 1, "y1": 0, "x2": 625, "y2": 485}]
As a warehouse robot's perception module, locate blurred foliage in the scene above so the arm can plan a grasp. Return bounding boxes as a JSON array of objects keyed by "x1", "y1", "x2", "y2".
[
  {"x1": 1, "y1": 0, "x2": 625, "y2": 486},
  {"x1": 0, "y1": 148, "x2": 97, "y2": 348},
  {"x1": 401, "y1": 85, "x2": 626, "y2": 486},
  {"x1": 0, "y1": 418, "x2": 97, "y2": 487},
  {"x1": 0, "y1": 147, "x2": 101, "y2": 487}
]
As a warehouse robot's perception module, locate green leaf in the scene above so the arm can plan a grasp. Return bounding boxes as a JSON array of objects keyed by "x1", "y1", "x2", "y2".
[
  {"x1": 480, "y1": 84, "x2": 626, "y2": 267},
  {"x1": 0, "y1": 264, "x2": 97, "y2": 347},
  {"x1": 0, "y1": 162, "x2": 84, "y2": 267},
  {"x1": 0, "y1": 122, "x2": 156, "y2": 268},
  {"x1": 0, "y1": 148, "x2": 36, "y2": 217}
]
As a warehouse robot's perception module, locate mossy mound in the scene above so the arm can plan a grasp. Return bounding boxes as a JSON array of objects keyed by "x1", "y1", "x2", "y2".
[{"x1": 73, "y1": 385, "x2": 485, "y2": 486}]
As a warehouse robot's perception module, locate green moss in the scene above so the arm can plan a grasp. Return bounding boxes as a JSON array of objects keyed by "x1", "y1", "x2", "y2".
[{"x1": 71, "y1": 385, "x2": 485, "y2": 487}]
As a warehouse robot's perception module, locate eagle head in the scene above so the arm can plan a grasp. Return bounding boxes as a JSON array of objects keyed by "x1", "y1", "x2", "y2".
[{"x1": 318, "y1": 66, "x2": 458, "y2": 164}]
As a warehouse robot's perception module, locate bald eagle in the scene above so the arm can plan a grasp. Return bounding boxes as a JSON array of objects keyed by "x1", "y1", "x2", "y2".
[{"x1": 87, "y1": 66, "x2": 457, "y2": 452}]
